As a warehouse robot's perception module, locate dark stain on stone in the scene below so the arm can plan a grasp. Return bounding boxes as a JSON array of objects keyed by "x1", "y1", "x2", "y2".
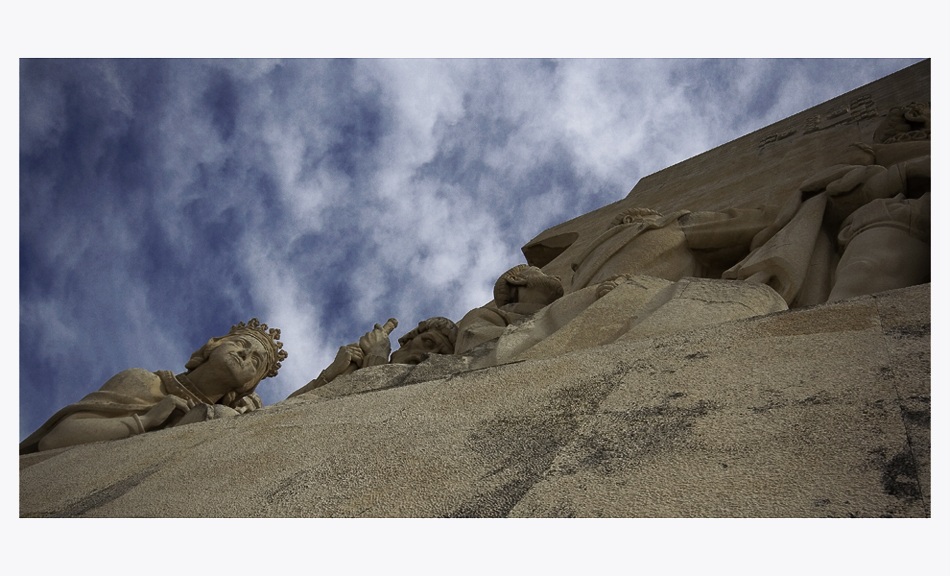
[
  {"x1": 445, "y1": 364, "x2": 720, "y2": 517},
  {"x1": 900, "y1": 408, "x2": 930, "y2": 427},
  {"x1": 799, "y1": 392, "x2": 831, "y2": 406},
  {"x1": 751, "y1": 399, "x2": 784, "y2": 413},
  {"x1": 884, "y1": 323, "x2": 930, "y2": 340},
  {"x1": 881, "y1": 447, "x2": 921, "y2": 500},
  {"x1": 261, "y1": 468, "x2": 311, "y2": 504},
  {"x1": 899, "y1": 395, "x2": 930, "y2": 427},
  {"x1": 444, "y1": 364, "x2": 628, "y2": 518},
  {"x1": 48, "y1": 464, "x2": 163, "y2": 517},
  {"x1": 571, "y1": 400, "x2": 716, "y2": 476},
  {"x1": 448, "y1": 473, "x2": 544, "y2": 519}
]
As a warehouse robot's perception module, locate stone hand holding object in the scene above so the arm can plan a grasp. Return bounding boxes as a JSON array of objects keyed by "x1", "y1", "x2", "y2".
[
  {"x1": 325, "y1": 343, "x2": 364, "y2": 381},
  {"x1": 358, "y1": 318, "x2": 398, "y2": 368}
]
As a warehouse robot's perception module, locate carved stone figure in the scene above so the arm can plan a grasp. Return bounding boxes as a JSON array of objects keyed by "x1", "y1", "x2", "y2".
[
  {"x1": 288, "y1": 316, "x2": 458, "y2": 398},
  {"x1": 455, "y1": 265, "x2": 565, "y2": 354},
  {"x1": 568, "y1": 205, "x2": 779, "y2": 292},
  {"x1": 490, "y1": 274, "x2": 788, "y2": 367},
  {"x1": 20, "y1": 319, "x2": 287, "y2": 454},
  {"x1": 724, "y1": 103, "x2": 930, "y2": 306}
]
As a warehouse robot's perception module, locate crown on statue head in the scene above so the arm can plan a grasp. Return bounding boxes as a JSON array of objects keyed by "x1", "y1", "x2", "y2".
[{"x1": 229, "y1": 318, "x2": 288, "y2": 378}]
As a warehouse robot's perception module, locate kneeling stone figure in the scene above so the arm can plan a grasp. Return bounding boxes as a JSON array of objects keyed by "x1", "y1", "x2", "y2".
[{"x1": 288, "y1": 316, "x2": 458, "y2": 399}]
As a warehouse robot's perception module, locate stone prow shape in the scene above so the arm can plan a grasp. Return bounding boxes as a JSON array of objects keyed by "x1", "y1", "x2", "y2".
[{"x1": 20, "y1": 284, "x2": 929, "y2": 517}]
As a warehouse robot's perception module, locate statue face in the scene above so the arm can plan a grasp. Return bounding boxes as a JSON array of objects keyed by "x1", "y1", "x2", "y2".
[
  {"x1": 208, "y1": 335, "x2": 268, "y2": 388},
  {"x1": 904, "y1": 104, "x2": 930, "y2": 125},
  {"x1": 390, "y1": 330, "x2": 446, "y2": 365}
]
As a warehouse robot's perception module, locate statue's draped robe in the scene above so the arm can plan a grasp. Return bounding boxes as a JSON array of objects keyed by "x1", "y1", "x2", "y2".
[
  {"x1": 724, "y1": 150, "x2": 930, "y2": 307},
  {"x1": 454, "y1": 302, "x2": 549, "y2": 355},
  {"x1": 569, "y1": 207, "x2": 778, "y2": 292},
  {"x1": 21, "y1": 369, "x2": 211, "y2": 454}
]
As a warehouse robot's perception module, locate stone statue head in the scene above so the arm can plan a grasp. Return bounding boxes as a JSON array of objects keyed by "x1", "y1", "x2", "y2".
[
  {"x1": 610, "y1": 207, "x2": 664, "y2": 228},
  {"x1": 874, "y1": 102, "x2": 931, "y2": 144},
  {"x1": 183, "y1": 318, "x2": 287, "y2": 405},
  {"x1": 391, "y1": 317, "x2": 459, "y2": 365},
  {"x1": 493, "y1": 264, "x2": 564, "y2": 308}
]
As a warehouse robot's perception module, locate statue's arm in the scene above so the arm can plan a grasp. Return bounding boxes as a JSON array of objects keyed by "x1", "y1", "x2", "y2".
[
  {"x1": 823, "y1": 156, "x2": 930, "y2": 214},
  {"x1": 287, "y1": 344, "x2": 362, "y2": 399},
  {"x1": 37, "y1": 395, "x2": 194, "y2": 451},
  {"x1": 455, "y1": 306, "x2": 509, "y2": 354},
  {"x1": 680, "y1": 205, "x2": 781, "y2": 251}
]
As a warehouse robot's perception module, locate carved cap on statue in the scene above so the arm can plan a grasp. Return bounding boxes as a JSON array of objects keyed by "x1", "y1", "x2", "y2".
[
  {"x1": 228, "y1": 318, "x2": 288, "y2": 378},
  {"x1": 494, "y1": 264, "x2": 530, "y2": 306}
]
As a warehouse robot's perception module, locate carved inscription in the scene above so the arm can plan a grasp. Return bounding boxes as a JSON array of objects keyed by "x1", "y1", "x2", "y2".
[
  {"x1": 802, "y1": 94, "x2": 877, "y2": 134},
  {"x1": 759, "y1": 94, "x2": 877, "y2": 150},
  {"x1": 758, "y1": 128, "x2": 797, "y2": 148}
]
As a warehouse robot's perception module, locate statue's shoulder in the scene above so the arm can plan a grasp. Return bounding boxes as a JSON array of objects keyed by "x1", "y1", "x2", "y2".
[{"x1": 99, "y1": 368, "x2": 163, "y2": 394}]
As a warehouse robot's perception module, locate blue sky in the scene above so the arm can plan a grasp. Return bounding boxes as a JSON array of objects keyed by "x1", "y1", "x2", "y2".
[{"x1": 18, "y1": 58, "x2": 923, "y2": 440}]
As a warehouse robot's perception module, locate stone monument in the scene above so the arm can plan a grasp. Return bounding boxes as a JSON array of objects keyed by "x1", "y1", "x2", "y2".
[
  {"x1": 20, "y1": 60, "x2": 930, "y2": 518},
  {"x1": 20, "y1": 319, "x2": 287, "y2": 454}
]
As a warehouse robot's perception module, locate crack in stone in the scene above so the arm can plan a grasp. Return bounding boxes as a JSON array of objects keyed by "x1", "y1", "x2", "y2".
[{"x1": 45, "y1": 464, "x2": 163, "y2": 517}]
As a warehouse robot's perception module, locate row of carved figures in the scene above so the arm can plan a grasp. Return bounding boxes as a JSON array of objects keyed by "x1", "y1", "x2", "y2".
[{"x1": 20, "y1": 103, "x2": 930, "y2": 454}]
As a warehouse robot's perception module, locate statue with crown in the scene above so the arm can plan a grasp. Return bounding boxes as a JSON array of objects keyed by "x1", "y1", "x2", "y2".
[{"x1": 19, "y1": 319, "x2": 288, "y2": 454}]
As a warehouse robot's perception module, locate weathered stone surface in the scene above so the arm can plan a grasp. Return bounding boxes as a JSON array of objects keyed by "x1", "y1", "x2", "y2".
[
  {"x1": 19, "y1": 284, "x2": 929, "y2": 517},
  {"x1": 20, "y1": 61, "x2": 930, "y2": 518}
]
